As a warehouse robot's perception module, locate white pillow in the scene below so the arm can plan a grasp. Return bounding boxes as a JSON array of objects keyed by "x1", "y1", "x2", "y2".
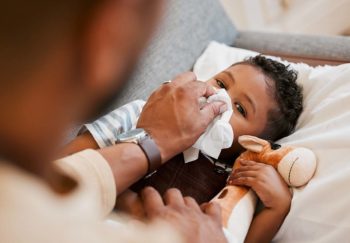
[{"x1": 194, "y1": 42, "x2": 350, "y2": 243}]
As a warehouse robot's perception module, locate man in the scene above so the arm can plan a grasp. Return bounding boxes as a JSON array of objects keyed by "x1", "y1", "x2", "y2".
[{"x1": 0, "y1": 0, "x2": 228, "y2": 242}]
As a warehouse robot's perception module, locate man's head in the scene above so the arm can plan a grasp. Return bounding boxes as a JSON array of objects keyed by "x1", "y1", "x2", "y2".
[
  {"x1": 207, "y1": 55, "x2": 303, "y2": 157},
  {"x1": 0, "y1": 0, "x2": 162, "y2": 171}
]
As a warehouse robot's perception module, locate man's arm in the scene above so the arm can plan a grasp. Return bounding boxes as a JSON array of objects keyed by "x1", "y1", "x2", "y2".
[
  {"x1": 57, "y1": 72, "x2": 229, "y2": 243},
  {"x1": 98, "y1": 142, "x2": 148, "y2": 194},
  {"x1": 61, "y1": 132, "x2": 148, "y2": 194},
  {"x1": 61, "y1": 72, "x2": 227, "y2": 195}
]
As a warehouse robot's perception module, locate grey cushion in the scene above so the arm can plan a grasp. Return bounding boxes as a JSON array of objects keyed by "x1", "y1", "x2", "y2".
[
  {"x1": 234, "y1": 31, "x2": 350, "y2": 62},
  {"x1": 113, "y1": 0, "x2": 236, "y2": 107}
]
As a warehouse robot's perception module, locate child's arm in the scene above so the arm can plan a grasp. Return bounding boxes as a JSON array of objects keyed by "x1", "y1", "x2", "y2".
[
  {"x1": 60, "y1": 131, "x2": 99, "y2": 157},
  {"x1": 60, "y1": 100, "x2": 145, "y2": 157},
  {"x1": 243, "y1": 203, "x2": 290, "y2": 243},
  {"x1": 230, "y1": 159, "x2": 292, "y2": 243}
]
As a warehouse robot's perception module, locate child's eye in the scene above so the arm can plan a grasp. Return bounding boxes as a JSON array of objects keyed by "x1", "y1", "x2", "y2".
[
  {"x1": 235, "y1": 103, "x2": 247, "y2": 117},
  {"x1": 215, "y1": 79, "x2": 226, "y2": 89}
]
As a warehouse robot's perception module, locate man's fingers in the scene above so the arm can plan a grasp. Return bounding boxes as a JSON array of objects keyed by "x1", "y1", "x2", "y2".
[
  {"x1": 202, "y1": 83, "x2": 217, "y2": 98},
  {"x1": 187, "y1": 81, "x2": 216, "y2": 98},
  {"x1": 200, "y1": 101, "x2": 227, "y2": 127},
  {"x1": 171, "y1": 72, "x2": 197, "y2": 86},
  {"x1": 176, "y1": 80, "x2": 214, "y2": 100},
  {"x1": 141, "y1": 187, "x2": 164, "y2": 217},
  {"x1": 203, "y1": 202, "x2": 222, "y2": 223},
  {"x1": 164, "y1": 188, "x2": 185, "y2": 207},
  {"x1": 200, "y1": 202, "x2": 209, "y2": 212},
  {"x1": 184, "y1": 196, "x2": 201, "y2": 211},
  {"x1": 115, "y1": 190, "x2": 146, "y2": 220}
]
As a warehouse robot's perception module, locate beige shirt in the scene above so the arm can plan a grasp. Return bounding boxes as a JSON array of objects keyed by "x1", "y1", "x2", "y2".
[{"x1": 0, "y1": 149, "x2": 181, "y2": 243}]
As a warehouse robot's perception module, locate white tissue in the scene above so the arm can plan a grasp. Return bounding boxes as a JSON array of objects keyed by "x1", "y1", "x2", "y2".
[{"x1": 183, "y1": 89, "x2": 234, "y2": 163}]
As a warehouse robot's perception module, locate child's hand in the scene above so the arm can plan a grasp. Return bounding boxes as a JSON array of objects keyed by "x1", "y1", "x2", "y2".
[{"x1": 229, "y1": 159, "x2": 291, "y2": 213}]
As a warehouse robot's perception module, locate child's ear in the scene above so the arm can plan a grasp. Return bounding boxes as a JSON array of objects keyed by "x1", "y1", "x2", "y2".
[{"x1": 238, "y1": 135, "x2": 269, "y2": 153}]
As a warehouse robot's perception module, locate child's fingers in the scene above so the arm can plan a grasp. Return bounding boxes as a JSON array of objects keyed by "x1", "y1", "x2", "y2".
[
  {"x1": 233, "y1": 165, "x2": 260, "y2": 173},
  {"x1": 239, "y1": 159, "x2": 258, "y2": 166},
  {"x1": 228, "y1": 171, "x2": 258, "y2": 186},
  {"x1": 231, "y1": 170, "x2": 258, "y2": 180},
  {"x1": 230, "y1": 176, "x2": 255, "y2": 187}
]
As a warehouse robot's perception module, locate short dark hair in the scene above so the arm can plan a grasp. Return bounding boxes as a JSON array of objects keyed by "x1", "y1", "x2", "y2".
[{"x1": 239, "y1": 55, "x2": 303, "y2": 141}]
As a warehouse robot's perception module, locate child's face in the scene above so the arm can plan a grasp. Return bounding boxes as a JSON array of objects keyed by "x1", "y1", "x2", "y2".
[{"x1": 206, "y1": 64, "x2": 276, "y2": 158}]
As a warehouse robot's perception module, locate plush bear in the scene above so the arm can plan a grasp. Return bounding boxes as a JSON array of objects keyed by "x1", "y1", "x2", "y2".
[{"x1": 211, "y1": 135, "x2": 317, "y2": 242}]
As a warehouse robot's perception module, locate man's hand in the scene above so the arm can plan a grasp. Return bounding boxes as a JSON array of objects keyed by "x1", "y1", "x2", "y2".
[
  {"x1": 141, "y1": 187, "x2": 227, "y2": 243},
  {"x1": 230, "y1": 159, "x2": 291, "y2": 213},
  {"x1": 137, "y1": 72, "x2": 227, "y2": 162}
]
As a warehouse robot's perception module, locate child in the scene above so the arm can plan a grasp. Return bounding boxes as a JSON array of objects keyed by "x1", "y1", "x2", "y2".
[{"x1": 63, "y1": 55, "x2": 303, "y2": 243}]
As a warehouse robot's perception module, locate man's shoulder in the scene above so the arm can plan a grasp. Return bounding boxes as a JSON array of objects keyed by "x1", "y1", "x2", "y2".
[
  {"x1": 0, "y1": 161, "x2": 181, "y2": 243},
  {"x1": 0, "y1": 162, "x2": 67, "y2": 210},
  {"x1": 0, "y1": 161, "x2": 96, "y2": 241},
  {"x1": 0, "y1": 161, "x2": 93, "y2": 217}
]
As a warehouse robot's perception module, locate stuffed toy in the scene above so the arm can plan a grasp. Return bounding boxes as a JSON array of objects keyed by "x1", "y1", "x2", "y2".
[{"x1": 211, "y1": 135, "x2": 317, "y2": 242}]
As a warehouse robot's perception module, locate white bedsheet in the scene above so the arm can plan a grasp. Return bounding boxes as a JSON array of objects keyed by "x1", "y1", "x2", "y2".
[{"x1": 194, "y1": 42, "x2": 350, "y2": 242}]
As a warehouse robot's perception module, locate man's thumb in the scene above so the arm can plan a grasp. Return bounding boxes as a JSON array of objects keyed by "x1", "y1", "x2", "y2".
[
  {"x1": 200, "y1": 101, "x2": 227, "y2": 126},
  {"x1": 203, "y1": 202, "x2": 223, "y2": 223}
]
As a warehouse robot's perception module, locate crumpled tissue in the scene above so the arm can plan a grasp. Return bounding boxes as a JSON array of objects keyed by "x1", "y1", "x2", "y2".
[{"x1": 183, "y1": 88, "x2": 234, "y2": 163}]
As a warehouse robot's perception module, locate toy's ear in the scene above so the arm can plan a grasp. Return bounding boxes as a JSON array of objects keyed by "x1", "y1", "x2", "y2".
[{"x1": 238, "y1": 135, "x2": 269, "y2": 153}]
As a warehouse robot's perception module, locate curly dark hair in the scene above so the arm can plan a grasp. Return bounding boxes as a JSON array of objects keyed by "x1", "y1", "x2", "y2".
[{"x1": 238, "y1": 55, "x2": 303, "y2": 141}]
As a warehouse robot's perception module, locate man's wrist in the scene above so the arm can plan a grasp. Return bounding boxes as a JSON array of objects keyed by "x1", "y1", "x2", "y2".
[
  {"x1": 116, "y1": 128, "x2": 162, "y2": 174},
  {"x1": 138, "y1": 134, "x2": 162, "y2": 174},
  {"x1": 99, "y1": 142, "x2": 149, "y2": 193},
  {"x1": 137, "y1": 127, "x2": 171, "y2": 164}
]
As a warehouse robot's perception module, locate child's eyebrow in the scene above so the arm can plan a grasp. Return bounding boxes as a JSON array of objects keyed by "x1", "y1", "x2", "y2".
[{"x1": 222, "y1": 71, "x2": 235, "y2": 84}]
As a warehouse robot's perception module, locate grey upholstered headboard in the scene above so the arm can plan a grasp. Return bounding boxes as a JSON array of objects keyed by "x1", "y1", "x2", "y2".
[{"x1": 112, "y1": 0, "x2": 236, "y2": 107}]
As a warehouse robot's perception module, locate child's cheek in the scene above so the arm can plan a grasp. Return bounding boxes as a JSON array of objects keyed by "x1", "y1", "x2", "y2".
[
  {"x1": 229, "y1": 115, "x2": 252, "y2": 143},
  {"x1": 229, "y1": 114, "x2": 240, "y2": 137}
]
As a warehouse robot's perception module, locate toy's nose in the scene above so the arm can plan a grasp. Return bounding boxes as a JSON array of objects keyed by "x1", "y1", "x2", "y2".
[{"x1": 277, "y1": 148, "x2": 317, "y2": 187}]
